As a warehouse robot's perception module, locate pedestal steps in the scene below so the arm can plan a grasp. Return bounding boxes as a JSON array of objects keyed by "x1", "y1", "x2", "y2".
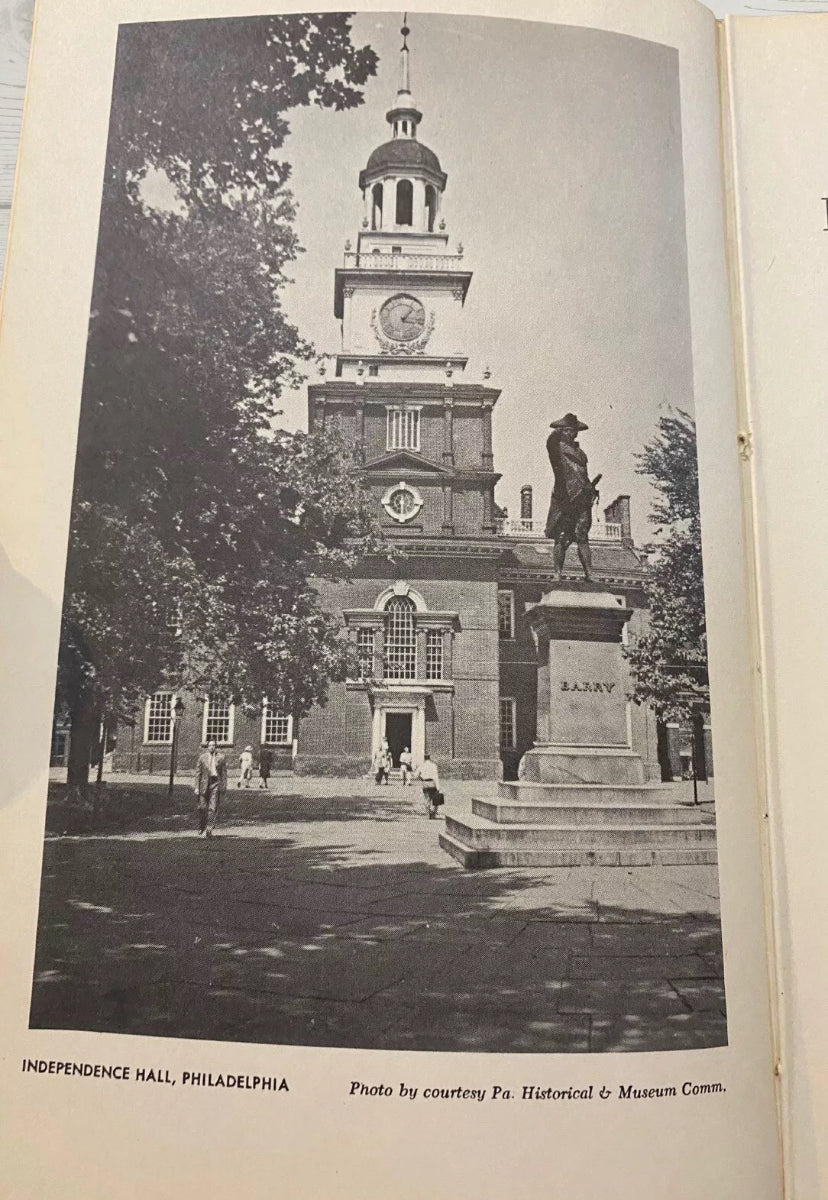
[
  {"x1": 440, "y1": 786, "x2": 717, "y2": 869},
  {"x1": 438, "y1": 830, "x2": 717, "y2": 869},
  {"x1": 474, "y1": 797, "x2": 714, "y2": 827},
  {"x1": 445, "y1": 812, "x2": 716, "y2": 849}
]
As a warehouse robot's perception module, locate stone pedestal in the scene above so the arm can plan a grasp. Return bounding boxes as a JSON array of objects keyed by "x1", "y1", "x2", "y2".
[
  {"x1": 525, "y1": 589, "x2": 640, "y2": 785},
  {"x1": 439, "y1": 588, "x2": 717, "y2": 869}
]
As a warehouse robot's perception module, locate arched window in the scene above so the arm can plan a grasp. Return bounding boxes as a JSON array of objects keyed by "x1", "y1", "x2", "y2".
[
  {"x1": 371, "y1": 183, "x2": 383, "y2": 231},
  {"x1": 396, "y1": 179, "x2": 413, "y2": 227},
  {"x1": 385, "y1": 596, "x2": 416, "y2": 679},
  {"x1": 425, "y1": 185, "x2": 437, "y2": 232}
]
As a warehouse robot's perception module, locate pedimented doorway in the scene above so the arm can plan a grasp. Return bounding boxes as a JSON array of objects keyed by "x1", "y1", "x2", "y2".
[{"x1": 372, "y1": 697, "x2": 426, "y2": 768}]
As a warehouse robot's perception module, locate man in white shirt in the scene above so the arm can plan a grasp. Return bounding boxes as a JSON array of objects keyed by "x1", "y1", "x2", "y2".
[
  {"x1": 194, "y1": 740, "x2": 227, "y2": 836},
  {"x1": 415, "y1": 753, "x2": 441, "y2": 819}
]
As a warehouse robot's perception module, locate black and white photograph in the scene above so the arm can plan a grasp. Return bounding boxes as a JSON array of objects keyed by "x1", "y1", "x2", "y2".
[{"x1": 30, "y1": 10, "x2": 725, "y2": 1054}]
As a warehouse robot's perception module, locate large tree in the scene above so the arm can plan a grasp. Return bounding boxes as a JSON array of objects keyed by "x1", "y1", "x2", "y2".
[
  {"x1": 624, "y1": 410, "x2": 710, "y2": 727},
  {"x1": 58, "y1": 16, "x2": 381, "y2": 784}
]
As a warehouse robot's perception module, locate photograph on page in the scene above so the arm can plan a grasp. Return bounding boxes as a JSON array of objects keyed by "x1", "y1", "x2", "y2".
[{"x1": 28, "y1": 10, "x2": 727, "y2": 1056}]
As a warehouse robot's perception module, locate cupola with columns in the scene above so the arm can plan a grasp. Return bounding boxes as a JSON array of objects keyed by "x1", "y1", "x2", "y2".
[{"x1": 357, "y1": 19, "x2": 447, "y2": 235}]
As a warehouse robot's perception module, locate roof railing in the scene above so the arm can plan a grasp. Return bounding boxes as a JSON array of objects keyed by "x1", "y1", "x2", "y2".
[
  {"x1": 343, "y1": 250, "x2": 465, "y2": 271},
  {"x1": 495, "y1": 518, "x2": 623, "y2": 541}
]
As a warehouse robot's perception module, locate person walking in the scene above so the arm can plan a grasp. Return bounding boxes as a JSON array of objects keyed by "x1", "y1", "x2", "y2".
[
  {"x1": 258, "y1": 744, "x2": 273, "y2": 789},
  {"x1": 373, "y1": 746, "x2": 390, "y2": 785},
  {"x1": 399, "y1": 746, "x2": 412, "y2": 786},
  {"x1": 415, "y1": 753, "x2": 441, "y2": 818},
  {"x1": 238, "y1": 744, "x2": 254, "y2": 788},
  {"x1": 194, "y1": 740, "x2": 227, "y2": 837}
]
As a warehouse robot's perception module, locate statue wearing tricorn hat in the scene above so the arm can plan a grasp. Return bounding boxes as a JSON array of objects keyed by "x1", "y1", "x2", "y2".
[{"x1": 545, "y1": 412, "x2": 602, "y2": 581}]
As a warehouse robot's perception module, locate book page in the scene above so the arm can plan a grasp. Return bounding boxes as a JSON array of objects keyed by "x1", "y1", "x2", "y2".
[
  {"x1": 715, "y1": 1, "x2": 828, "y2": 13},
  {"x1": 723, "y1": 15, "x2": 828, "y2": 1197},
  {"x1": 0, "y1": 0, "x2": 779, "y2": 1196}
]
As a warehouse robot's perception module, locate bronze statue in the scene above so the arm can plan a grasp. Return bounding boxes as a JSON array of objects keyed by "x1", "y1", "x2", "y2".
[{"x1": 545, "y1": 413, "x2": 601, "y2": 581}]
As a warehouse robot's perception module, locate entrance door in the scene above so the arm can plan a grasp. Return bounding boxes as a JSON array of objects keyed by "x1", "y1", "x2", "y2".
[{"x1": 384, "y1": 713, "x2": 413, "y2": 768}]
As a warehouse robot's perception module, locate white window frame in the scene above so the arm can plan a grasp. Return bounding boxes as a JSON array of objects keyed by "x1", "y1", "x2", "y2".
[
  {"x1": 201, "y1": 697, "x2": 235, "y2": 746},
  {"x1": 384, "y1": 595, "x2": 417, "y2": 681},
  {"x1": 386, "y1": 406, "x2": 421, "y2": 452},
  {"x1": 260, "y1": 704, "x2": 294, "y2": 747},
  {"x1": 355, "y1": 628, "x2": 375, "y2": 681},
  {"x1": 498, "y1": 590, "x2": 515, "y2": 640},
  {"x1": 499, "y1": 697, "x2": 517, "y2": 749},
  {"x1": 144, "y1": 691, "x2": 177, "y2": 745},
  {"x1": 425, "y1": 629, "x2": 444, "y2": 681}
]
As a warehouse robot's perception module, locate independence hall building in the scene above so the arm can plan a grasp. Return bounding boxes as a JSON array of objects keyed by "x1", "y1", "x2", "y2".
[{"x1": 64, "y1": 31, "x2": 710, "y2": 785}]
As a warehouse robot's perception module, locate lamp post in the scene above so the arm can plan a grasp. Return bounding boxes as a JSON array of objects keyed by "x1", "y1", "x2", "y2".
[
  {"x1": 689, "y1": 719, "x2": 699, "y2": 807},
  {"x1": 168, "y1": 697, "x2": 185, "y2": 798}
]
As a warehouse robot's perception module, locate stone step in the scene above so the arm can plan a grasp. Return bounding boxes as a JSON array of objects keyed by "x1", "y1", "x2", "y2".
[
  {"x1": 444, "y1": 814, "x2": 717, "y2": 850},
  {"x1": 472, "y1": 797, "x2": 713, "y2": 827},
  {"x1": 520, "y1": 749, "x2": 646, "y2": 787},
  {"x1": 439, "y1": 831, "x2": 718, "y2": 870},
  {"x1": 497, "y1": 781, "x2": 681, "y2": 807}
]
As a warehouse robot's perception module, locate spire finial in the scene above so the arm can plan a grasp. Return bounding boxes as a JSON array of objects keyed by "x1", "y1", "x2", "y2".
[{"x1": 400, "y1": 13, "x2": 411, "y2": 93}]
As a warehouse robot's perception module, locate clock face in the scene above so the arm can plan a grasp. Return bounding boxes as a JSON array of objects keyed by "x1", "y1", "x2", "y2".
[
  {"x1": 381, "y1": 482, "x2": 424, "y2": 524},
  {"x1": 379, "y1": 295, "x2": 426, "y2": 343},
  {"x1": 388, "y1": 488, "x2": 418, "y2": 519}
]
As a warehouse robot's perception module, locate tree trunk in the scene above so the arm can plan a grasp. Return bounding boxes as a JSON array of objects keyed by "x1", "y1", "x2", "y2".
[{"x1": 67, "y1": 689, "x2": 101, "y2": 787}]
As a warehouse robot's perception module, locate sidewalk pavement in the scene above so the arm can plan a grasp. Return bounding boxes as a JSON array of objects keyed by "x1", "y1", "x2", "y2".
[{"x1": 30, "y1": 777, "x2": 726, "y2": 1054}]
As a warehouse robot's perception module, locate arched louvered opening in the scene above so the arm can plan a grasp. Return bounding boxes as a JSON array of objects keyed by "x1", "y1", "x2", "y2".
[
  {"x1": 395, "y1": 179, "x2": 413, "y2": 226},
  {"x1": 425, "y1": 184, "x2": 437, "y2": 232},
  {"x1": 371, "y1": 183, "x2": 383, "y2": 231}
]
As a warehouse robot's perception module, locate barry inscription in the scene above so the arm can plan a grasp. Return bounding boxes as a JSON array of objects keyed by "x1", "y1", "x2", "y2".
[{"x1": 560, "y1": 682, "x2": 616, "y2": 694}]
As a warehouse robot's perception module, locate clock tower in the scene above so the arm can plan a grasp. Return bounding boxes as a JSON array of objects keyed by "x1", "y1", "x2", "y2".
[
  {"x1": 308, "y1": 18, "x2": 501, "y2": 540},
  {"x1": 298, "y1": 19, "x2": 505, "y2": 779}
]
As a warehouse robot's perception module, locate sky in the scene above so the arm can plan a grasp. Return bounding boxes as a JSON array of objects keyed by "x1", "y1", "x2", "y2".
[{"x1": 274, "y1": 13, "x2": 694, "y2": 545}]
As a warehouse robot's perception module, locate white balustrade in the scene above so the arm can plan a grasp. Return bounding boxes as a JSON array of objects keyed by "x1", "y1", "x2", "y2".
[
  {"x1": 495, "y1": 518, "x2": 623, "y2": 541},
  {"x1": 343, "y1": 251, "x2": 465, "y2": 271}
]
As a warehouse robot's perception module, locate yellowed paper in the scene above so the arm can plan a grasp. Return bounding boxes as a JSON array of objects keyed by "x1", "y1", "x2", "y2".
[
  {"x1": 724, "y1": 14, "x2": 828, "y2": 1197},
  {"x1": 0, "y1": 1, "x2": 781, "y2": 1196}
]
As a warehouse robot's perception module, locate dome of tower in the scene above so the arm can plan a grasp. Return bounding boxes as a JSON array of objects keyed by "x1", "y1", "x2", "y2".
[{"x1": 360, "y1": 139, "x2": 447, "y2": 189}]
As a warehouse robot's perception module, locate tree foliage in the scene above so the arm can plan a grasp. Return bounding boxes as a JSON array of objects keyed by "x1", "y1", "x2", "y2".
[
  {"x1": 57, "y1": 15, "x2": 381, "y2": 779},
  {"x1": 106, "y1": 15, "x2": 378, "y2": 210},
  {"x1": 624, "y1": 410, "x2": 709, "y2": 722}
]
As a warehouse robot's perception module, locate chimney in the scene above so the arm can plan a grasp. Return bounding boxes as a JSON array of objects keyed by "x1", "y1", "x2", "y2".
[
  {"x1": 604, "y1": 495, "x2": 633, "y2": 547},
  {"x1": 520, "y1": 484, "x2": 533, "y2": 525}
]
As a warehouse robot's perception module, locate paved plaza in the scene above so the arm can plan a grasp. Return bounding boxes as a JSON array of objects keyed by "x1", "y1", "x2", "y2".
[{"x1": 30, "y1": 777, "x2": 726, "y2": 1053}]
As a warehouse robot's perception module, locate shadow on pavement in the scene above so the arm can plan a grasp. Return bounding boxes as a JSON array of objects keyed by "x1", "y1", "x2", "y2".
[{"x1": 30, "y1": 789, "x2": 728, "y2": 1054}]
